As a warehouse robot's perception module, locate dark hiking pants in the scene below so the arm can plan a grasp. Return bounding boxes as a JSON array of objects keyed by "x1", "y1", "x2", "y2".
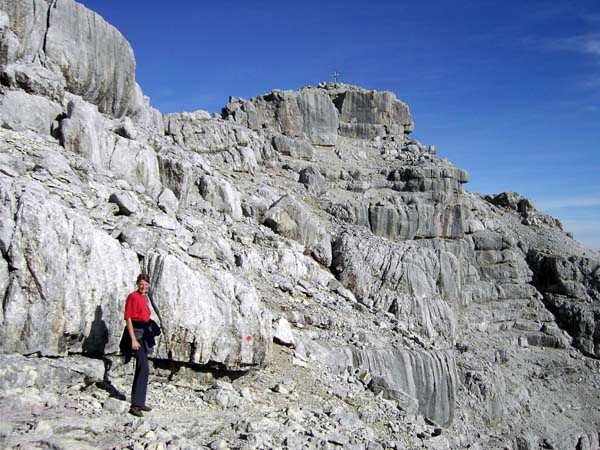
[{"x1": 131, "y1": 328, "x2": 149, "y2": 407}]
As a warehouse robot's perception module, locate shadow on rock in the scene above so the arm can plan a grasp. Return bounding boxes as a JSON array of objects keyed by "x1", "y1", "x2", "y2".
[{"x1": 83, "y1": 305, "x2": 109, "y2": 355}]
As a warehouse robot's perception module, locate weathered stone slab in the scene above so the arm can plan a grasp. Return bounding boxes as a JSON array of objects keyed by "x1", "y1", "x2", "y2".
[
  {"x1": 264, "y1": 194, "x2": 332, "y2": 266},
  {"x1": 223, "y1": 88, "x2": 338, "y2": 146},
  {"x1": 0, "y1": 90, "x2": 62, "y2": 135},
  {"x1": 310, "y1": 342, "x2": 457, "y2": 427},
  {"x1": 144, "y1": 253, "x2": 272, "y2": 369},
  {"x1": 332, "y1": 229, "x2": 458, "y2": 345}
]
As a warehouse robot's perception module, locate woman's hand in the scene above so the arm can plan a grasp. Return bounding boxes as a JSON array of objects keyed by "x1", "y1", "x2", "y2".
[
  {"x1": 126, "y1": 318, "x2": 140, "y2": 350},
  {"x1": 131, "y1": 338, "x2": 141, "y2": 351}
]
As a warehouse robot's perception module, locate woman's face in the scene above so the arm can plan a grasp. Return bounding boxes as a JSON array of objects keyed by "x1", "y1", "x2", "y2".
[{"x1": 137, "y1": 280, "x2": 150, "y2": 294}]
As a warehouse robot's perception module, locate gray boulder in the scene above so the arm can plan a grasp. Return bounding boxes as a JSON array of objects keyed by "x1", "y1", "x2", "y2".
[
  {"x1": 157, "y1": 148, "x2": 204, "y2": 209},
  {"x1": 299, "y1": 166, "x2": 326, "y2": 195},
  {"x1": 263, "y1": 194, "x2": 332, "y2": 266},
  {"x1": 157, "y1": 187, "x2": 179, "y2": 215},
  {"x1": 59, "y1": 95, "x2": 161, "y2": 195},
  {"x1": 0, "y1": 10, "x2": 19, "y2": 64},
  {"x1": 0, "y1": 89, "x2": 62, "y2": 135},
  {"x1": 2, "y1": 63, "x2": 65, "y2": 101},
  {"x1": 273, "y1": 317, "x2": 295, "y2": 347},
  {"x1": 272, "y1": 134, "x2": 315, "y2": 160},
  {"x1": 108, "y1": 191, "x2": 140, "y2": 216},
  {"x1": 0, "y1": 353, "x2": 105, "y2": 392},
  {"x1": 117, "y1": 225, "x2": 160, "y2": 256},
  {"x1": 144, "y1": 253, "x2": 271, "y2": 369},
  {"x1": 188, "y1": 236, "x2": 235, "y2": 267},
  {"x1": 199, "y1": 175, "x2": 243, "y2": 220},
  {"x1": 59, "y1": 95, "x2": 107, "y2": 167},
  {"x1": 110, "y1": 139, "x2": 161, "y2": 197}
]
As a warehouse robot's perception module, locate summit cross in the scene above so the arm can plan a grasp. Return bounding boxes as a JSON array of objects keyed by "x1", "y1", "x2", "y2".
[{"x1": 332, "y1": 71, "x2": 340, "y2": 82}]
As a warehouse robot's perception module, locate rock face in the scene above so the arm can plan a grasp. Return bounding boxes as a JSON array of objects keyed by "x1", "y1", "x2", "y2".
[
  {"x1": 145, "y1": 253, "x2": 271, "y2": 368},
  {"x1": 0, "y1": 0, "x2": 141, "y2": 118},
  {"x1": 327, "y1": 83, "x2": 414, "y2": 138},
  {"x1": 1, "y1": 1, "x2": 600, "y2": 449},
  {"x1": 528, "y1": 250, "x2": 600, "y2": 356},
  {"x1": 1, "y1": 178, "x2": 139, "y2": 356},
  {"x1": 333, "y1": 230, "x2": 458, "y2": 347},
  {"x1": 263, "y1": 194, "x2": 332, "y2": 266},
  {"x1": 223, "y1": 83, "x2": 415, "y2": 145},
  {"x1": 312, "y1": 344, "x2": 457, "y2": 427},
  {"x1": 223, "y1": 88, "x2": 339, "y2": 146}
]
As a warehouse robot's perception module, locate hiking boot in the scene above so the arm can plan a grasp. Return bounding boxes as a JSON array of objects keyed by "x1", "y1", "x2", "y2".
[
  {"x1": 136, "y1": 405, "x2": 152, "y2": 412},
  {"x1": 128, "y1": 405, "x2": 144, "y2": 417}
]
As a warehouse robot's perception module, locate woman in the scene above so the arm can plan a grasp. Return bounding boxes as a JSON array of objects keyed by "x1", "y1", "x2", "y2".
[{"x1": 124, "y1": 273, "x2": 153, "y2": 417}]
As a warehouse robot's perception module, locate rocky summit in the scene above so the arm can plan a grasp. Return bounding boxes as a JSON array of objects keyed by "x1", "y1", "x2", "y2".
[{"x1": 1, "y1": 1, "x2": 600, "y2": 449}]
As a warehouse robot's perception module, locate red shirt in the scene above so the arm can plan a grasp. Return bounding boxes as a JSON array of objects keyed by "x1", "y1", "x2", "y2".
[{"x1": 124, "y1": 291, "x2": 151, "y2": 322}]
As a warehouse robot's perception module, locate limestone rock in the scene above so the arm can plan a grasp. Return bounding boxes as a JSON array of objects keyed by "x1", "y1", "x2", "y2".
[
  {"x1": 144, "y1": 253, "x2": 271, "y2": 369},
  {"x1": 224, "y1": 88, "x2": 339, "y2": 146},
  {"x1": 272, "y1": 134, "x2": 315, "y2": 160},
  {"x1": 0, "y1": 353, "x2": 104, "y2": 392},
  {"x1": 109, "y1": 191, "x2": 140, "y2": 216},
  {"x1": 164, "y1": 111, "x2": 265, "y2": 155},
  {"x1": 313, "y1": 343, "x2": 457, "y2": 427},
  {"x1": 0, "y1": 89, "x2": 62, "y2": 135},
  {"x1": 327, "y1": 160, "x2": 468, "y2": 241},
  {"x1": 329, "y1": 85, "x2": 414, "y2": 138},
  {"x1": 156, "y1": 148, "x2": 203, "y2": 209},
  {"x1": 273, "y1": 317, "x2": 295, "y2": 347},
  {"x1": 0, "y1": 4, "x2": 599, "y2": 448},
  {"x1": 113, "y1": 117, "x2": 137, "y2": 140},
  {"x1": 0, "y1": 0, "x2": 143, "y2": 118},
  {"x1": 332, "y1": 229, "x2": 458, "y2": 346},
  {"x1": 103, "y1": 397, "x2": 128, "y2": 414},
  {"x1": 528, "y1": 251, "x2": 600, "y2": 357},
  {"x1": 199, "y1": 175, "x2": 243, "y2": 220},
  {"x1": 204, "y1": 381, "x2": 242, "y2": 408},
  {"x1": 0, "y1": 11, "x2": 19, "y2": 64},
  {"x1": 188, "y1": 236, "x2": 235, "y2": 267},
  {"x1": 1, "y1": 183, "x2": 140, "y2": 355},
  {"x1": 118, "y1": 225, "x2": 160, "y2": 256},
  {"x1": 299, "y1": 165, "x2": 326, "y2": 195},
  {"x1": 157, "y1": 187, "x2": 179, "y2": 215},
  {"x1": 263, "y1": 194, "x2": 332, "y2": 266},
  {"x1": 148, "y1": 211, "x2": 179, "y2": 231},
  {"x1": 2, "y1": 63, "x2": 66, "y2": 101},
  {"x1": 299, "y1": 82, "x2": 413, "y2": 138},
  {"x1": 59, "y1": 95, "x2": 161, "y2": 195},
  {"x1": 59, "y1": 95, "x2": 107, "y2": 168},
  {"x1": 296, "y1": 89, "x2": 339, "y2": 146}
]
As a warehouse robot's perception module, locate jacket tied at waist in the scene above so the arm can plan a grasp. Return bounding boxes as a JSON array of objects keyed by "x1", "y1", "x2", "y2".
[{"x1": 119, "y1": 319, "x2": 162, "y2": 362}]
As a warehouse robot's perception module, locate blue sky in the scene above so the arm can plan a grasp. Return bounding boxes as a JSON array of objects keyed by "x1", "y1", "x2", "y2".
[{"x1": 79, "y1": 0, "x2": 600, "y2": 251}]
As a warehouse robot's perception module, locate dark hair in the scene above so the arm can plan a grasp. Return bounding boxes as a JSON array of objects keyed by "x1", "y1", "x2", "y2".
[{"x1": 136, "y1": 273, "x2": 150, "y2": 284}]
